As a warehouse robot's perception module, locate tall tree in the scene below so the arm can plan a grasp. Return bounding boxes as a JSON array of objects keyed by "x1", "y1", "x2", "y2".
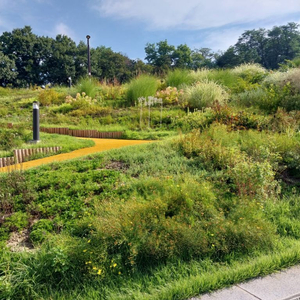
[
  {"x1": 191, "y1": 48, "x2": 216, "y2": 69},
  {"x1": 0, "y1": 52, "x2": 18, "y2": 86},
  {"x1": 145, "y1": 40, "x2": 175, "y2": 74},
  {"x1": 91, "y1": 46, "x2": 133, "y2": 83},
  {"x1": 44, "y1": 35, "x2": 77, "y2": 85},
  {"x1": 0, "y1": 26, "x2": 44, "y2": 86},
  {"x1": 266, "y1": 23, "x2": 300, "y2": 69},
  {"x1": 172, "y1": 44, "x2": 192, "y2": 69}
]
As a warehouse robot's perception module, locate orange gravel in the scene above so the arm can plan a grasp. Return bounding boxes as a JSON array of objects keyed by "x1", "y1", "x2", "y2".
[{"x1": 0, "y1": 138, "x2": 152, "y2": 173}]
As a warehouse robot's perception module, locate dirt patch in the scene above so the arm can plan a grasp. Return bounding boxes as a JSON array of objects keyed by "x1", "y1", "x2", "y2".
[
  {"x1": 105, "y1": 160, "x2": 129, "y2": 171},
  {"x1": 7, "y1": 229, "x2": 35, "y2": 252}
]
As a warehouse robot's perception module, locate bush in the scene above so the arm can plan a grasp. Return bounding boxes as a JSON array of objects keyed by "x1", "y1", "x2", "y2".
[
  {"x1": 30, "y1": 219, "x2": 54, "y2": 244},
  {"x1": 0, "y1": 127, "x2": 30, "y2": 151},
  {"x1": 183, "y1": 80, "x2": 228, "y2": 110},
  {"x1": 4, "y1": 211, "x2": 29, "y2": 232},
  {"x1": 155, "y1": 86, "x2": 184, "y2": 105},
  {"x1": 38, "y1": 89, "x2": 66, "y2": 106},
  {"x1": 165, "y1": 69, "x2": 193, "y2": 87},
  {"x1": 76, "y1": 76, "x2": 98, "y2": 98},
  {"x1": 126, "y1": 75, "x2": 159, "y2": 106},
  {"x1": 231, "y1": 63, "x2": 267, "y2": 83},
  {"x1": 232, "y1": 87, "x2": 268, "y2": 107}
]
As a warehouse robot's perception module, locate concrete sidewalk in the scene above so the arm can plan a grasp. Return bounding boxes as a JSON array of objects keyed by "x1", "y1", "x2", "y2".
[{"x1": 191, "y1": 264, "x2": 300, "y2": 300}]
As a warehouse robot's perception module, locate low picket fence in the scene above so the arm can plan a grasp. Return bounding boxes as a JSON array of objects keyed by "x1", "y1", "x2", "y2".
[
  {"x1": 0, "y1": 146, "x2": 62, "y2": 168},
  {"x1": 40, "y1": 127, "x2": 123, "y2": 139}
]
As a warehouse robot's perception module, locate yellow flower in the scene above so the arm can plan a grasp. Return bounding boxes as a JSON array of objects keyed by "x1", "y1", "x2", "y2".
[
  {"x1": 97, "y1": 269, "x2": 102, "y2": 275},
  {"x1": 113, "y1": 263, "x2": 117, "y2": 268},
  {"x1": 83, "y1": 249, "x2": 87, "y2": 252},
  {"x1": 87, "y1": 240, "x2": 91, "y2": 243}
]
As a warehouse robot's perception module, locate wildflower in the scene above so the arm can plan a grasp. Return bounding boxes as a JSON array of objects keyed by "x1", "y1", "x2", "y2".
[
  {"x1": 97, "y1": 269, "x2": 102, "y2": 275},
  {"x1": 113, "y1": 263, "x2": 117, "y2": 268},
  {"x1": 83, "y1": 249, "x2": 87, "y2": 252},
  {"x1": 87, "y1": 239, "x2": 91, "y2": 243}
]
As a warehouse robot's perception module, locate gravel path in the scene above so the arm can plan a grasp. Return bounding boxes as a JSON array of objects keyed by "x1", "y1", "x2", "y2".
[{"x1": 0, "y1": 138, "x2": 152, "y2": 173}]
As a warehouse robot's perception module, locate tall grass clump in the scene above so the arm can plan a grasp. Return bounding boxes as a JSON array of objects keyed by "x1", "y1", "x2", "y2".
[
  {"x1": 126, "y1": 75, "x2": 159, "y2": 106},
  {"x1": 183, "y1": 80, "x2": 229, "y2": 110},
  {"x1": 76, "y1": 76, "x2": 98, "y2": 98},
  {"x1": 165, "y1": 69, "x2": 193, "y2": 88},
  {"x1": 231, "y1": 63, "x2": 267, "y2": 83},
  {"x1": 189, "y1": 69, "x2": 211, "y2": 83}
]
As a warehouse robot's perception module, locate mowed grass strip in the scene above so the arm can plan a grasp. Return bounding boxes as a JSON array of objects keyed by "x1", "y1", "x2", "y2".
[{"x1": 0, "y1": 138, "x2": 152, "y2": 172}]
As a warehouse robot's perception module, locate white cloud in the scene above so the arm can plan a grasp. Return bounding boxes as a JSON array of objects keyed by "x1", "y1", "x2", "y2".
[
  {"x1": 54, "y1": 22, "x2": 76, "y2": 38},
  {"x1": 93, "y1": 0, "x2": 300, "y2": 30}
]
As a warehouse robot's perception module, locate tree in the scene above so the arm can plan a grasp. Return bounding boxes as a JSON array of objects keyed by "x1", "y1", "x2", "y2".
[
  {"x1": 44, "y1": 35, "x2": 77, "y2": 85},
  {"x1": 217, "y1": 22, "x2": 300, "y2": 70},
  {"x1": 234, "y1": 28, "x2": 268, "y2": 66},
  {"x1": 145, "y1": 40, "x2": 175, "y2": 74},
  {"x1": 216, "y1": 46, "x2": 242, "y2": 68},
  {"x1": 172, "y1": 44, "x2": 192, "y2": 69},
  {"x1": 91, "y1": 46, "x2": 133, "y2": 83},
  {"x1": 0, "y1": 52, "x2": 18, "y2": 86},
  {"x1": 191, "y1": 48, "x2": 216, "y2": 69},
  {"x1": 266, "y1": 23, "x2": 300, "y2": 69},
  {"x1": 0, "y1": 26, "x2": 44, "y2": 86}
]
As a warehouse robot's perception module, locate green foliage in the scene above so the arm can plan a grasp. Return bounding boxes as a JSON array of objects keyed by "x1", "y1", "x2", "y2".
[
  {"x1": 30, "y1": 219, "x2": 54, "y2": 244},
  {"x1": 183, "y1": 80, "x2": 229, "y2": 110},
  {"x1": 126, "y1": 75, "x2": 159, "y2": 106},
  {"x1": 4, "y1": 211, "x2": 29, "y2": 232},
  {"x1": 231, "y1": 63, "x2": 267, "y2": 83},
  {"x1": 38, "y1": 89, "x2": 66, "y2": 106},
  {"x1": 165, "y1": 69, "x2": 193, "y2": 87},
  {"x1": 0, "y1": 126, "x2": 30, "y2": 151},
  {"x1": 155, "y1": 86, "x2": 184, "y2": 105},
  {"x1": 76, "y1": 76, "x2": 98, "y2": 98}
]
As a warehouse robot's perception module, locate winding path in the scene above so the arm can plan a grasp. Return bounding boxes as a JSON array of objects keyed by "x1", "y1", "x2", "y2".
[{"x1": 0, "y1": 138, "x2": 151, "y2": 173}]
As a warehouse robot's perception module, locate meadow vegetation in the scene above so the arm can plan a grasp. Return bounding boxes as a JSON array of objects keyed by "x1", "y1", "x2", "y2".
[{"x1": 1, "y1": 63, "x2": 300, "y2": 299}]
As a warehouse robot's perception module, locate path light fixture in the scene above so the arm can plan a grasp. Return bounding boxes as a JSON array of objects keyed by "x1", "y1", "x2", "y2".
[
  {"x1": 32, "y1": 101, "x2": 40, "y2": 143},
  {"x1": 86, "y1": 35, "x2": 91, "y2": 76}
]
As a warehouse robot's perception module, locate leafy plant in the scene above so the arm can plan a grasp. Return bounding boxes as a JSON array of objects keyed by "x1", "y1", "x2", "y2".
[
  {"x1": 126, "y1": 75, "x2": 159, "y2": 106},
  {"x1": 183, "y1": 80, "x2": 228, "y2": 110}
]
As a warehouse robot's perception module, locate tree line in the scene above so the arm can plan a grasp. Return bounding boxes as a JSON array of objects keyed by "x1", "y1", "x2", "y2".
[{"x1": 1, "y1": 23, "x2": 300, "y2": 87}]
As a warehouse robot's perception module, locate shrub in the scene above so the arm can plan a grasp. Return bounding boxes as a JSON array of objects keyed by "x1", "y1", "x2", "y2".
[
  {"x1": 155, "y1": 86, "x2": 184, "y2": 105},
  {"x1": 183, "y1": 80, "x2": 228, "y2": 110},
  {"x1": 0, "y1": 127, "x2": 30, "y2": 151},
  {"x1": 165, "y1": 69, "x2": 193, "y2": 87},
  {"x1": 76, "y1": 76, "x2": 98, "y2": 98},
  {"x1": 38, "y1": 89, "x2": 66, "y2": 106},
  {"x1": 126, "y1": 75, "x2": 159, "y2": 106},
  {"x1": 189, "y1": 69, "x2": 210, "y2": 83},
  {"x1": 4, "y1": 211, "x2": 29, "y2": 232},
  {"x1": 232, "y1": 87, "x2": 268, "y2": 108},
  {"x1": 231, "y1": 63, "x2": 267, "y2": 83},
  {"x1": 65, "y1": 92, "x2": 97, "y2": 110},
  {"x1": 174, "y1": 108, "x2": 215, "y2": 132},
  {"x1": 264, "y1": 69, "x2": 300, "y2": 93},
  {"x1": 30, "y1": 219, "x2": 54, "y2": 244}
]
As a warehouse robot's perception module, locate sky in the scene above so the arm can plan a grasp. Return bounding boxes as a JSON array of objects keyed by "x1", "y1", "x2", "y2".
[{"x1": 1, "y1": 0, "x2": 300, "y2": 60}]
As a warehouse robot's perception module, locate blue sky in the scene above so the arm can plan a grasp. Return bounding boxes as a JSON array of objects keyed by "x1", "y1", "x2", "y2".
[{"x1": 1, "y1": 0, "x2": 300, "y2": 60}]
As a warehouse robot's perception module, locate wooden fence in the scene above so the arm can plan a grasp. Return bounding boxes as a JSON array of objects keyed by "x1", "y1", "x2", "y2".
[
  {"x1": 40, "y1": 127, "x2": 123, "y2": 139},
  {"x1": 0, "y1": 146, "x2": 62, "y2": 168}
]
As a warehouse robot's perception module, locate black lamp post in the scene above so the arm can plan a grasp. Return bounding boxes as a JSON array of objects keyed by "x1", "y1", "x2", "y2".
[
  {"x1": 86, "y1": 35, "x2": 91, "y2": 76},
  {"x1": 32, "y1": 101, "x2": 40, "y2": 143}
]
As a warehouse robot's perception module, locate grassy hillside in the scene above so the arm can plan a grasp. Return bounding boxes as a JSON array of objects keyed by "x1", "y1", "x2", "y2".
[{"x1": 1, "y1": 64, "x2": 300, "y2": 299}]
